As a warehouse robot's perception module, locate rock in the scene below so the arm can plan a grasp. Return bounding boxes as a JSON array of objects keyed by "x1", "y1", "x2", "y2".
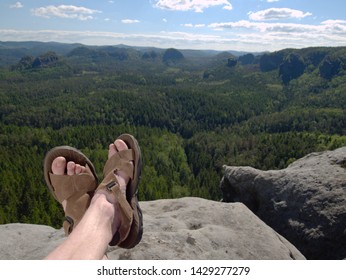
[
  {"x1": 0, "y1": 198, "x2": 304, "y2": 260},
  {"x1": 238, "y1": 53, "x2": 255, "y2": 65},
  {"x1": 279, "y1": 53, "x2": 306, "y2": 84},
  {"x1": 162, "y1": 48, "x2": 184, "y2": 65},
  {"x1": 227, "y1": 57, "x2": 237, "y2": 68},
  {"x1": 12, "y1": 55, "x2": 34, "y2": 71},
  {"x1": 0, "y1": 224, "x2": 65, "y2": 260},
  {"x1": 305, "y1": 48, "x2": 329, "y2": 67},
  {"x1": 32, "y1": 52, "x2": 59, "y2": 68},
  {"x1": 319, "y1": 55, "x2": 341, "y2": 80},
  {"x1": 220, "y1": 147, "x2": 346, "y2": 260}
]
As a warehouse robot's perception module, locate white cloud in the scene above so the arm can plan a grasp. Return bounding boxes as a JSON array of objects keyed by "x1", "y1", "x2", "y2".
[
  {"x1": 159, "y1": 31, "x2": 221, "y2": 42},
  {"x1": 222, "y1": 5, "x2": 233, "y2": 11},
  {"x1": 321, "y1": 19, "x2": 346, "y2": 25},
  {"x1": 207, "y1": 19, "x2": 346, "y2": 50},
  {"x1": 182, "y1": 23, "x2": 206, "y2": 28},
  {"x1": 209, "y1": 20, "x2": 319, "y2": 33},
  {"x1": 248, "y1": 8, "x2": 312, "y2": 21},
  {"x1": 163, "y1": 18, "x2": 168, "y2": 23},
  {"x1": 1, "y1": 19, "x2": 346, "y2": 52},
  {"x1": 0, "y1": 24, "x2": 346, "y2": 52},
  {"x1": 267, "y1": 0, "x2": 279, "y2": 2},
  {"x1": 320, "y1": 19, "x2": 346, "y2": 33},
  {"x1": 9, "y1": 2, "x2": 23, "y2": 8},
  {"x1": 0, "y1": 29, "x2": 222, "y2": 49},
  {"x1": 122, "y1": 19, "x2": 140, "y2": 24},
  {"x1": 154, "y1": 0, "x2": 233, "y2": 13},
  {"x1": 32, "y1": 5, "x2": 101, "y2": 21}
]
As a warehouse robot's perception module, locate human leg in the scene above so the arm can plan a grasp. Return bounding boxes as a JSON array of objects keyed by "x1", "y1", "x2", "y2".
[{"x1": 44, "y1": 139, "x2": 131, "y2": 260}]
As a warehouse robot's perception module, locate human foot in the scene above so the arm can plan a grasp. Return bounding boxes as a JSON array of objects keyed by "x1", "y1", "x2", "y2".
[
  {"x1": 52, "y1": 156, "x2": 86, "y2": 176},
  {"x1": 108, "y1": 138, "x2": 132, "y2": 193},
  {"x1": 44, "y1": 146, "x2": 98, "y2": 235},
  {"x1": 91, "y1": 139, "x2": 132, "y2": 232},
  {"x1": 51, "y1": 156, "x2": 91, "y2": 210},
  {"x1": 95, "y1": 134, "x2": 143, "y2": 248}
]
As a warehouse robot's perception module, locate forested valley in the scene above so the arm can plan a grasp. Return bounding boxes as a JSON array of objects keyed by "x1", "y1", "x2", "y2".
[{"x1": 0, "y1": 41, "x2": 346, "y2": 228}]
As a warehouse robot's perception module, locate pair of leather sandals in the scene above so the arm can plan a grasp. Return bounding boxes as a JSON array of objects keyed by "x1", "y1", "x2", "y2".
[{"x1": 43, "y1": 134, "x2": 143, "y2": 249}]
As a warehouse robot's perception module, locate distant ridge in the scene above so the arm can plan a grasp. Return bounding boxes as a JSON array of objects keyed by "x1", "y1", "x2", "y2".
[{"x1": 0, "y1": 40, "x2": 258, "y2": 61}]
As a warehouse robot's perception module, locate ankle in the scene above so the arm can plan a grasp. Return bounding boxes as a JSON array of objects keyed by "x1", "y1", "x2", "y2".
[
  {"x1": 90, "y1": 191, "x2": 121, "y2": 234},
  {"x1": 90, "y1": 193, "x2": 115, "y2": 221}
]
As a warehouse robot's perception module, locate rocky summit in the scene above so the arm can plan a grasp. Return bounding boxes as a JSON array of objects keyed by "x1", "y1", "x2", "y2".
[
  {"x1": 1, "y1": 147, "x2": 345, "y2": 260},
  {"x1": 0, "y1": 197, "x2": 304, "y2": 260},
  {"x1": 220, "y1": 146, "x2": 346, "y2": 260}
]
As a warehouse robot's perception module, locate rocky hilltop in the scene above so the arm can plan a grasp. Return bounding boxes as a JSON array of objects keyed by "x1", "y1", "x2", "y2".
[
  {"x1": 0, "y1": 147, "x2": 345, "y2": 260},
  {"x1": 221, "y1": 146, "x2": 346, "y2": 260},
  {"x1": 0, "y1": 197, "x2": 304, "y2": 260}
]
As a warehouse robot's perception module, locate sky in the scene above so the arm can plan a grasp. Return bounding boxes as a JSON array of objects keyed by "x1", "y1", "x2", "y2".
[{"x1": 0, "y1": 0, "x2": 346, "y2": 52}]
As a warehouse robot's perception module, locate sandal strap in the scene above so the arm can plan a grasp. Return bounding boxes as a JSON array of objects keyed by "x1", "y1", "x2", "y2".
[
  {"x1": 62, "y1": 192, "x2": 91, "y2": 235},
  {"x1": 117, "y1": 195, "x2": 142, "y2": 248},
  {"x1": 49, "y1": 164, "x2": 96, "y2": 203},
  {"x1": 103, "y1": 149, "x2": 134, "y2": 180},
  {"x1": 98, "y1": 172, "x2": 134, "y2": 245}
]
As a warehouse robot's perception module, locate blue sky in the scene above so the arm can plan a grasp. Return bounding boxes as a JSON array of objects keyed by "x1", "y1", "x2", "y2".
[{"x1": 1, "y1": 0, "x2": 345, "y2": 52}]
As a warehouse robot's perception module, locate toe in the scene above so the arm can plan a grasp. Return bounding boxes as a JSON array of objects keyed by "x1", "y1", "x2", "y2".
[
  {"x1": 75, "y1": 164, "x2": 83, "y2": 174},
  {"x1": 113, "y1": 139, "x2": 132, "y2": 195},
  {"x1": 52, "y1": 157, "x2": 66, "y2": 175},
  {"x1": 67, "y1": 161, "x2": 76, "y2": 175},
  {"x1": 108, "y1": 143, "x2": 117, "y2": 159},
  {"x1": 114, "y1": 139, "x2": 128, "y2": 152}
]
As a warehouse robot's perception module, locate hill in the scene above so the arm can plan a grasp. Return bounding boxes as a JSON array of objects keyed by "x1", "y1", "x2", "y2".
[
  {"x1": 0, "y1": 41, "x2": 345, "y2": 234},
  {"x1": 0, "y1": 41, "x2": 247, "y2": 67}
]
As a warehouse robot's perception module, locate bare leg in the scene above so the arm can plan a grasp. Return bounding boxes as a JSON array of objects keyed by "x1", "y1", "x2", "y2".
[{"x1": 45, "y1": 139, "x2": 131, "y2": 260}]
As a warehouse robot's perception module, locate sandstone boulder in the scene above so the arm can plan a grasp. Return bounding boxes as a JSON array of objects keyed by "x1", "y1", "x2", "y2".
[
  {"x1": 220, "y1": 147, "x2": 346, "y2": 259},
  {"x1": 0, "y1": 198, "x2": 304, "y2": 260}
]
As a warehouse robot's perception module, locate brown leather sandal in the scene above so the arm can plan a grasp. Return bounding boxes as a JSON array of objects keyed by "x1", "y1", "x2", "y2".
[
  {"x1": 44, "y1": 146, "x2": 98, "y2": 235},
  {"x1": 96, "y1": 134, "x2": 143, "y2": 249}
]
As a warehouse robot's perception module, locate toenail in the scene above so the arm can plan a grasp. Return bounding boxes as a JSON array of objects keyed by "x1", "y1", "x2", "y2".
[{"x1": 56, "y1": 159, "x2": 65, "y2": 167}]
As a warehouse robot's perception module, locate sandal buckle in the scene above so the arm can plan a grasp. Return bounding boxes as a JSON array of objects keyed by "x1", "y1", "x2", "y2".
[
  {"x1": 106, "y1": 181, "x2": 117, "y2": 191},
  {"x1": 65, "y1": 216, "x2": 74, "y2": 234}
]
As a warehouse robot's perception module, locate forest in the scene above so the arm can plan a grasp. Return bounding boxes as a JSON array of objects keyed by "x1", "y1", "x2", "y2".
[{"x1": 0, "y1": 41, "x2": 346, "y2": 228}]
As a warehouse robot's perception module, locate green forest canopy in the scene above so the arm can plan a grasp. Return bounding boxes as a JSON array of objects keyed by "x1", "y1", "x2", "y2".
[{"x1": 0, "y1": 42, "x2": 345, "y2": 228}]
